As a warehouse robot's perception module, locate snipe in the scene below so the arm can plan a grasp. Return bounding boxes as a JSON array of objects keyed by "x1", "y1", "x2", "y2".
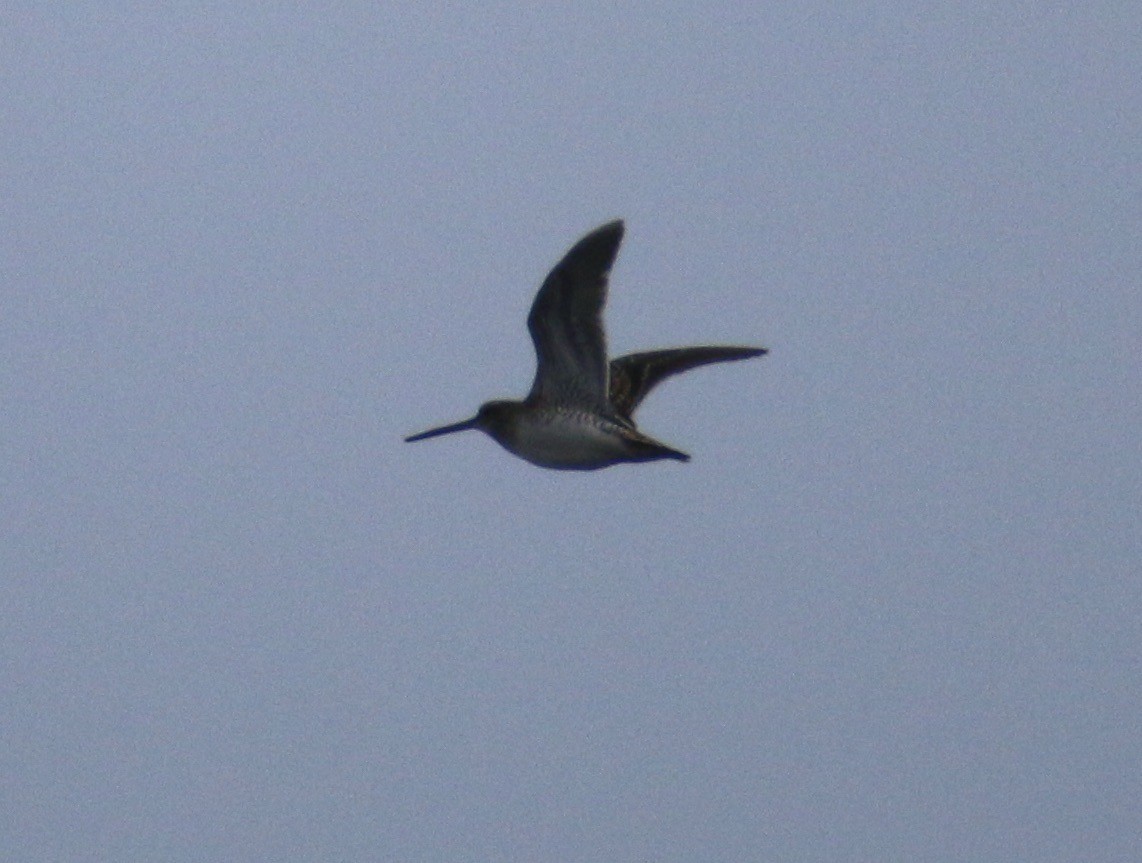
[{"x1": 405, "y1": 220, "x2": 766, "y2": 470}]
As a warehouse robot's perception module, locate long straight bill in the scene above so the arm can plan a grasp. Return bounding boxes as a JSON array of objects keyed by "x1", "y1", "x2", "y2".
[{"x1": 404, "y1": 416, "x2": 479, "y2": 443}]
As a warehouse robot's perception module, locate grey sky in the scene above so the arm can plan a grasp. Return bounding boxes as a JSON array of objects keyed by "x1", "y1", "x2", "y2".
[{"x1": 3, "y1": 3, "x2": 1139, "y2": 861}]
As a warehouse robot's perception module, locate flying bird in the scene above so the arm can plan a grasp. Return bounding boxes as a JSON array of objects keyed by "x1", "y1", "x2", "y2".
[{"x1": 405, "y1": 220, "x2": 766, "y2": 470}]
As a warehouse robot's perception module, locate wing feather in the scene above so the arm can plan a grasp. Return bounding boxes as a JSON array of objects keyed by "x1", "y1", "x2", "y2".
[
  {"x1": 608, "y1": 346, "x2": 767, "y2": 421},
  {"x1": 526, "y1": 221, "x2": 624, "y2": 410}
]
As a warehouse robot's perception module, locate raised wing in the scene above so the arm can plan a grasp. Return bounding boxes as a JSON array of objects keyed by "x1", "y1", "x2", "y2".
[
  {"x1": 608, "y1": 346, "x2": 767, "y2": 421},
  {"x1": 526, "y1": 220, "x2": 624, "y2": 410}
]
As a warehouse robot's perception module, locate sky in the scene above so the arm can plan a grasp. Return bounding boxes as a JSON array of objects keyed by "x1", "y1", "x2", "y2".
[{"x1": 3, "y1": 3, "x2": 1140, "y2": 861}]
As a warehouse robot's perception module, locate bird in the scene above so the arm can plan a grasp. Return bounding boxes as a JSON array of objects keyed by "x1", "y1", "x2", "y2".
[{"x1": 404, "y1": 220, "x2": 766, "y2": 470}]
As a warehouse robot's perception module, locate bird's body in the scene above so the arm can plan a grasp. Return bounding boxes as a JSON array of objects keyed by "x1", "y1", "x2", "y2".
[
  {"x1": 404, "y1": 220, "x2": 765, "y2": 470},
  {"x1": 473, "y1": 402, "x2": 689, "y2": 470}
]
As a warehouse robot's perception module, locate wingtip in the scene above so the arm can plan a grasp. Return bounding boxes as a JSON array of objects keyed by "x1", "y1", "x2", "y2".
[
  {"x1": 558, "y1": 219, "x2": 627, "y2": 278},
  {"x1": 589, "y1": 218, "x2": 624, "y2": 245},
  {"x1": 718, "y1": 345, "x2": 770, "y2": 360}
]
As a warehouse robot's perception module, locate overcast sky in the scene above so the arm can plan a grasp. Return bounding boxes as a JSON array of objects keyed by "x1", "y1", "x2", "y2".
[{"x1": 3, "y1": 3, "x2": 1140, "y2": 861}]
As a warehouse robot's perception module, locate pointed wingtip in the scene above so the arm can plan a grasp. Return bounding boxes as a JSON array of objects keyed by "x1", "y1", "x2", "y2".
[
  {"x1": 566, "y1": 220, "x2": 624, "y2": 262},
  {"x1": 726, "y1": 346, "x2": 767, "y2": 360},
  {"x1": 577, "y1": 219, "x2": 625, "y2": 257},
  {"x1": 721, "y1": 346, "x2": 767, "y2": 359},
  {"x1": 547, "y1": 220, "x2": 626, "y2": 279}
]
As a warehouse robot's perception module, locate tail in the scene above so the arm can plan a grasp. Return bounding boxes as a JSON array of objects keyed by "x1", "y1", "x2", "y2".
[{"x1": 623, "y1": 429, "x2": 691, "y2": 464}]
